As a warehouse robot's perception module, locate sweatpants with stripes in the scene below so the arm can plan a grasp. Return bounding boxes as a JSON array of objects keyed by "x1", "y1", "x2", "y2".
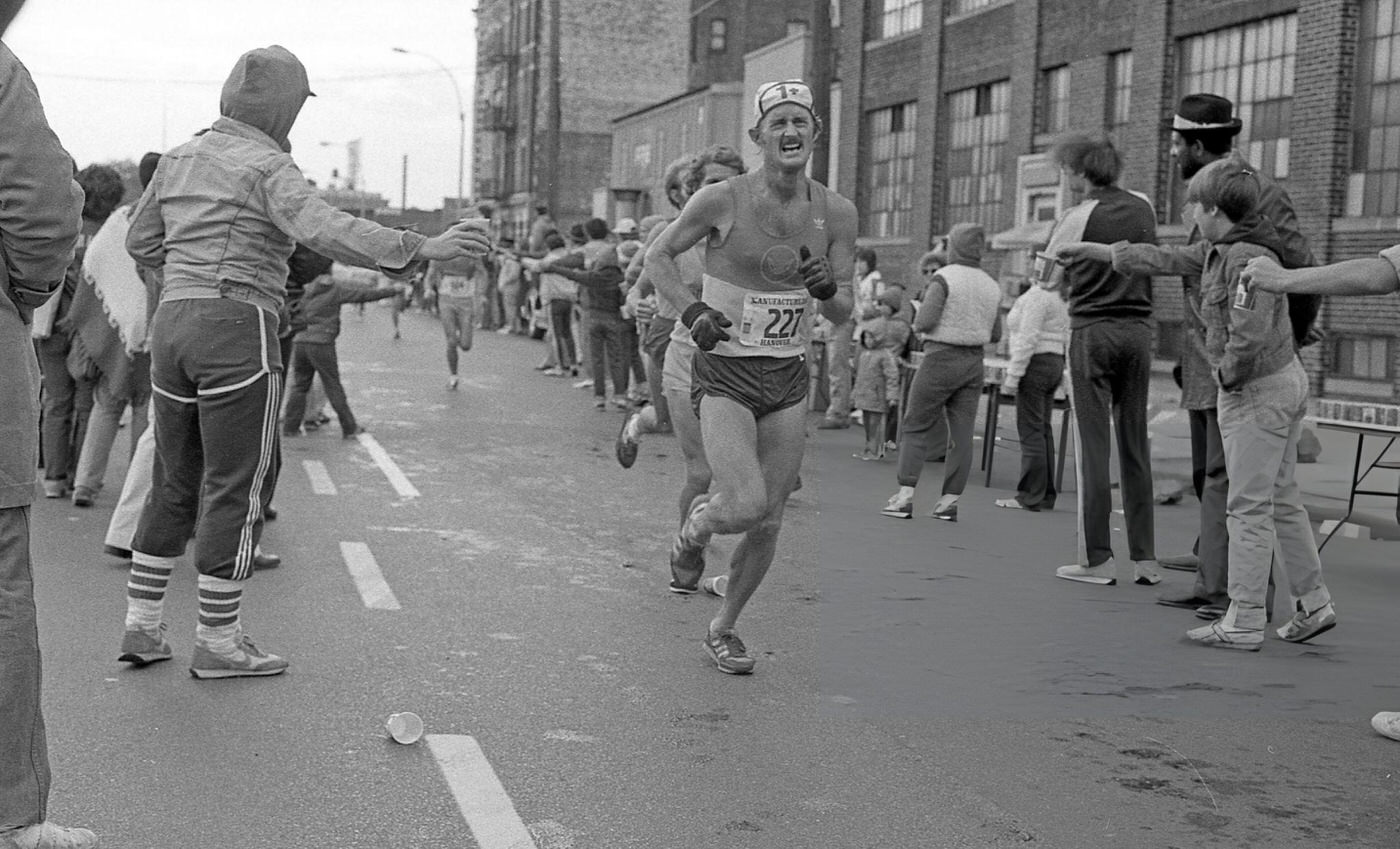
[{"x1": 131, "y1": 298, "x2": 281, "y2": 582}]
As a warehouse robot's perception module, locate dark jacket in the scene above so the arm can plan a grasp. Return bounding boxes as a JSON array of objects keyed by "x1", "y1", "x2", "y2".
[
  {"x1": 294, "y1": 274, "x2": 398, "y2": 344},
  {"x1": 554, "y1": 242, "x2": 624, "y2": 318},
  {"x1": 1063, "y1": 185, "x2": 1157, "y2": 328}
]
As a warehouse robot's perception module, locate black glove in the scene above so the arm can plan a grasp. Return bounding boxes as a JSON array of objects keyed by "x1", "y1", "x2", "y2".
[
  {"x1": 681, "y1": 301, "x2": 732, "y2": 352},
  {"x1": 798, "y1": 246, "x2": 837, "y2": 300}
]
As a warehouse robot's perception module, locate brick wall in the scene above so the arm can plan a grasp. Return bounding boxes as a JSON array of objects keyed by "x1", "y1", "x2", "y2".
[
  {"x1": 940, "y1": 4, "x2": 1016, "y2": 93},
  {"x1": 1039, "y1": 0, "x2": 1133, "y2": 66},
  {"x1": 1171, "y1": 0, "x2": 1298, "y2": 37}
]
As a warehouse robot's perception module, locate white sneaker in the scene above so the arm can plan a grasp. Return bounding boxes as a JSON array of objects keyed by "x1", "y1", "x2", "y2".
[
  {"x1": 1133, "y1": 560, "x2": 1163, "y2": 586},
  {"x1": 573, "y1": 378, "x2": 594, "y2": 390},
  {"x1": 1055, "y1": 561, "x2": 1116, "y2": 585},
  {"x1": 1185, "y1": 617, "x2": 1263, "y2": 651},
  {"x1": 2, "y1": 821, "x2": 99, "y2": 849},
  {"x1": 446, "y1": 376, "x2": 459, "y2": 390},
  {"x1": 1371, "y1": 711, "x2": 1400, "y2": 741}
]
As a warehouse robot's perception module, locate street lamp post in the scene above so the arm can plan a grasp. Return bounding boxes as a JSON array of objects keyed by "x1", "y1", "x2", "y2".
[{"x1": 393, "y1": 46, "x2": 466, "y2": 215}]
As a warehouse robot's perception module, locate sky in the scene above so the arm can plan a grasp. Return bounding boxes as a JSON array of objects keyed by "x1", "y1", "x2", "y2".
[{"x1": 6, "y1": 0, "x2": 477, "y2": 210}]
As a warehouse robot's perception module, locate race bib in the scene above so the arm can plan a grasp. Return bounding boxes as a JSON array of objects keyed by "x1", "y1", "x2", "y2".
[{"x1": 737, "y1": 290, "x2": 809, "y2": 349}]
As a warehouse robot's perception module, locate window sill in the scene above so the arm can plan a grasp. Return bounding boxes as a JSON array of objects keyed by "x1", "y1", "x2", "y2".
[
  {"x1": 1332, "y1": 217, "x2": 1400, "y2": 233},
  {"x1": 945, "y1": 0, "x2": 1015, "y2": 26},
  {"x1": 856, "y1": 235, "x2": 913, "y2": 249},
  {"x1": 863, "y1": 30, "x2": 922, "y2": 51},
  {"x1": 1320, "y1": 377, "x2": 1397, "y2": 399}
]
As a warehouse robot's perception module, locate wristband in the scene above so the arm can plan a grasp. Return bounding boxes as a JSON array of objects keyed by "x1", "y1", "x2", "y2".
[{"x1": 681, "y1": 301, "x2": 714, "y2": 328}]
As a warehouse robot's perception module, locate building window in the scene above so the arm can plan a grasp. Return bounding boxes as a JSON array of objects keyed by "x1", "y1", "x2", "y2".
[
  {"x1": 787, "y1": 20, "x2": 808, "y2": 37},
  {"x1": 709, "y1": 18, "x2": 727, "y2": 53},
  {"x1": 1038, "y1": 66, "x2": 1071, "y2": 136},
  {"x1": 864, "y1": 102, "x2": 919, "y2": 238},
  {"x1": 1106, "y1": 51, "x2": 1133, "y2": 144},
  {"x1": 948, "y1": 0, "x2": 1002, "y2": 16},
  {"x1": 946, "y1": 81, "x2": 1010, "y2": 232},
  {"x1": 1349, "y1": 0, "x2": 1400, "y2": 216},
  {"x1": 878, "y1": 0, "x2": 922, "y2": 40},
  {"x1": 1178, "y1": 14, "x2": 1296, "y2": 181},
  {"x1": 1332, "y1": 336, "x2": 1393, "y2": 381}
]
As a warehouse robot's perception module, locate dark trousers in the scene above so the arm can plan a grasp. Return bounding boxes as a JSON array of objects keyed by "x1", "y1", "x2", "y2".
[
  {"x1": 588, "y1": 312, "x2": 629, "y2": 398},
  {"x1": 35, "y1": 334, "x2": 93, "y2": 483},
  {"x1": 1070, "y1": 319, "x2": 1155, "y2": 567},
  {"x1": 1014, "y1": 353, "x2": 1063, "y2": 509},
  {"x1": 1189, "y1": 408, "x2": 1230, "y2": 604},
  {"x1": 0, "y1": 507, "x2": 49, "y2": 830},
  {"x1": 547, "y1": 299, "x2": 576, "y2": 368},
  {"x1": 133, "y1": 300, "x2": 280, "y2": 581},
  {"x1": 896, "y1": 345, "x2": 983, "y2": 493},
  {"x1": 283, "y1": 341, "x2": 358, "y2": 437}
]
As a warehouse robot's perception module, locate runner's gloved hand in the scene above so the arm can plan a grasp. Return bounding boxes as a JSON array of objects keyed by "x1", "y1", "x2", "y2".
[
  {"x1": 798, "y1": 246, "x2": 837, "y2": 300},
  {"x1": 681, "y1": 302, "x2": 732, "y2": 352}
]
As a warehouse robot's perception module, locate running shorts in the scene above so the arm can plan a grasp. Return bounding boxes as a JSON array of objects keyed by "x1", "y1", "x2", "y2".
[{"x1": 690, "y1": 350, "x2": 807, "y2": 420}]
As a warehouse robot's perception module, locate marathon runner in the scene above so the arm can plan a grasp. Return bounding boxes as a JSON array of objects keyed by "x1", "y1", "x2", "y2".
[{"x1": 645, "y1": 79, "x2": 856, "y2": 674}]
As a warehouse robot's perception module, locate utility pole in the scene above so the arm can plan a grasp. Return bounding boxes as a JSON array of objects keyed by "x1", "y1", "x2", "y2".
[
  {"x1": 401, "y1": 154, "x2": 408, "y2": 211},
  {"x1": 809, "y1": 0, "x2": 833, "y2": 185}
]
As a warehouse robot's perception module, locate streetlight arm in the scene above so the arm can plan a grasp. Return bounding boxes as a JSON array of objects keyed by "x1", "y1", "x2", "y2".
[
  {"x1": 393, "y1": 46, "x2": 464, "y2": 119},
  {"x1": 393, "y1": 46, "x2": 467, "y2": 211}
]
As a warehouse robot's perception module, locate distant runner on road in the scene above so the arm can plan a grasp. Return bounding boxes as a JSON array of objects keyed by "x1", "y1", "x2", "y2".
[{"x1": 646, "y1": 79, "x2": 856, "y2": 674}]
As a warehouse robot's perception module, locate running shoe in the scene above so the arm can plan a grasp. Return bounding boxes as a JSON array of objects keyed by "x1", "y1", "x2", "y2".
[
  {"x1": 1055, "y1": 561, "x2": 1116, "y2": 585},
  {"x1": 701, "y1": 574, "x2": 728, "y2": 597},
  {"x1": 1275, "y1": 601, "x2": 1337, "y2": 643},
  {"x1": 880, "y1": 491, "x2": 913, "y2": 519},
  {"x1": 0, "y1": 821, "x2": 99, "y2": 849},
  {"x1": 573, "y1": 378, "x2": 594, "y2": 390},
  {"x1": 994, "y1": 497, "x2": 1025, "y2": 510},
  {"x1": 447, "y1": 376, "x2": 459, "y2": 390},
  {"x1": 615, "y1": 412, "x2": 640, "y2": 468},
  {"x1": 1158, "y1": 552, "x2": 1200, "y2": 571},
  {"x1": 118, "y1": 624, "x2": 172, "y2": 666},
  {"x1": 1133, "y1": 561, "x2": 1163, "y2": 586},
  {"x1": 669, "y1": 533, "x2": 705, "y2": 594},
  {"x1": 542, "y1": 367, "x2": 567, "y2": 377},
  {"x1": 703, "y1": 629, "x2": 755, "y2": 674},
  {"x1": 71, "y1": 487, "x2": 95, "y2": 508},
  {"x1": 928, "y1": 501, "x2": 958, "y2": 522},
  {"x1": 190, "y1": 635, "x2": 288, "y2": 679}
]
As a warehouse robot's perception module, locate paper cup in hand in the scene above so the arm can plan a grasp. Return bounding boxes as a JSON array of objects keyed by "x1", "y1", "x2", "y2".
[
  {"x1": 386, "y1": 711, "x2": 424, "y2": 744},
  {"x1": 1031, "y1": 252, "x2": 1062, "y2": 288}
]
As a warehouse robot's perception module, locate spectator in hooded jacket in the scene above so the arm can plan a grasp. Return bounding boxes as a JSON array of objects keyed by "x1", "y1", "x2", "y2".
[{"x1": 281, "y1": 244, "x2": 399, "y2": 438}]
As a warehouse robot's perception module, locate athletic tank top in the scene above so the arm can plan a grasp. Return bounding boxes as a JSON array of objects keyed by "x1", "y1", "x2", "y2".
[{"x1": 700, "y1": 173, "x2": 831, "y2": 358}]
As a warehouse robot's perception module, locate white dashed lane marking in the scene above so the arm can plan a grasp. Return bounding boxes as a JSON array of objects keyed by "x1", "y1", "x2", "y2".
[
  {"x1": 339, "y1": 541, "x2": 401, "y2": 610},
  {"x1": 356, "y1": 432, "x2": 421, "y2": 498},
  {"x1": 302, "y1": 460, "x2": 338, "y2": 495},
  {"x1": 427, "y1": 735, "x2": 538, "y2": 849}
]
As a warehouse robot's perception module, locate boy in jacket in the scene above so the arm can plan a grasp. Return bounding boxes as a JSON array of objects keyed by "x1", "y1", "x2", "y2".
[{"x1": 281, "y1": 245, "x2": 399, "y2": 438}]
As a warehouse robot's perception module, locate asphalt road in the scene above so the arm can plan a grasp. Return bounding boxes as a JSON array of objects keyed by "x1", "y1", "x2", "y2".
[{"x1": 29, "y1": 304, "x2": 1400, "y2": 848}]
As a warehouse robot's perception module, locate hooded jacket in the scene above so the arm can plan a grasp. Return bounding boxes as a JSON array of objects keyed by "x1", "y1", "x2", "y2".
[
  {"x1": 126, "y1": 45, "x2": 425, "y2": 317},
  {"x1": 294, "y1": 274, "x2": 399, "y2": 345},
  {"x1": 915, "y1": 223, "x2": 1002, "y2": 348},
  {"x1": 1197, "y1": 214, "x2": 1297, "y2": 391},
  {"x1": 852, "y1": 319, "x2": 900, "y2": 412}
]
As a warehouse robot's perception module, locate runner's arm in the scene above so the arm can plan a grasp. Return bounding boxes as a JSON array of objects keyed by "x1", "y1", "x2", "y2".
[{"x1": 646, "y1": 184, "x2": 729, "y2": 314}]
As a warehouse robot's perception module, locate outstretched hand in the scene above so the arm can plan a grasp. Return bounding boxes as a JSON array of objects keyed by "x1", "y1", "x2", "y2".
[
  {"x1": 418, "y1": 218, "x2": 493, "y2": 261},
  {"x1": 1053, "y1": 242, "x2": 1109, "y2": 263}
]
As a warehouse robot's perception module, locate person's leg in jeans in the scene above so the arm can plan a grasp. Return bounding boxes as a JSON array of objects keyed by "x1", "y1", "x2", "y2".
[
  {"x1": 893, "y1": 352, "x2": 958, "y2": 489},
  {"x1": 549, "y1": 299, "x2": 576, "y2": 369},
  {"x1": 1014, "y1": 352, "x2": 1062, "y2": 509},
  {"x1": 588, "y1": 315, "x2": 609, "y2": 401},
  {"x1": 1069, "y1": 325, "x2": 1115, "y2": 567},
  {"x1": 35, "y1": 336, "x2": 75, "y2": 493},
  {"x1": 605, "y1": 317, "x2": 630, "y2": 399},
  {"x1": 104, "y1": 401, "x2": 155, "y2": 555},
  {"x1": 822, "y1": 320, "x2": 854, "y2": 425},
  {"x1": 301, "y1": 342, "x2": 359, "y2": 436},
  {"x1": 938, "y1": 352, "x2": 986, "y2": 496},
  {"x1": 280, "y1": 341, "x2": 317, "y2": 434},
  {"x1": 1265, "y1": 361, "x2": 1332, "y2": 619},
  {"x1": 574, "y1": 306, "x2": 591, "y2": 378},
  {"x1": 71, "y1": 372, "x2": 126, "y2": 498},
  {"x1": 1108, "y1": 321, "x2": 1156, "y2": 563},
  {"x1": 1192, "y1": 407, "x2": 1230, "y2": 605},
  {"x1": 0, "y1": 506, "x2": 49, "y2": 832}
]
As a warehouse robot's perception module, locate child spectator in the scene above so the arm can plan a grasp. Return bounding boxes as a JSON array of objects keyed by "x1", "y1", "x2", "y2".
[
  {"x1": 996, "y1": 273, "x2": 1070, "y2": 512},
  {"x1": 851, "y1": 317, "x2": 900, "y2": 461},
  {"x1": 282, "y1": 244, "x2": 401, "y2": 437}
]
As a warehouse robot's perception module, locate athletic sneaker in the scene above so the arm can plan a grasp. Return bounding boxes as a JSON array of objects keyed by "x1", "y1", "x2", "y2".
[
  {"x1": 702, "y1": 574, "x2": 728, "y2": 597},
  {"x1": 669, "y1": 533, "x2": 705, "y2": 594},
  {"x1": 118, "y1": 624, "x2": 172, "y2": 666},
  {"x1": 594, "y1": 397, "x2": 607, "y2": 410},
  {"x1": 71, "y1": 486, "x2": 95, "y2": 508},
  {"x1": 1371, "y1": 712, "x2": 1400, "y2": 741},
  {"x1": 1275, "y1": 601, "x2": 1337, "y2": 643},
  {"x1": 615, "y1": 413, "x2": 640, "y2": 469},
  {"x1": 446, "y1": 376, "x2": 459, "y2": 390},
  {"x1": 1158, "y1": 552, "x2": 1200, "y2": 571},
  {"x1": 573, "y1": 378, "x2": 594, "y2": 390},
  {"x1": 880, "y1": 491, "x2": 913, "y2": 519},
  {"x1": 1185, "y1": 617, "x2": 1263, "y2": 651},
  {"x1": 542, "y1": 367, "x2": 567, "y2": 377},
  {"x1": 1133, "y1": 560, "x2": 1163, "y2": 586},
  {"x1": 0, "y1": 821, "x2": 99, "y2": 849},
  {"x1": 189, "y1": 635, "x2": 288, "y2": 679},
  {"x1": 703, "y1": 630, "x2": 756, "y2": 675},
  {"x1": 1055, "y1": 561, "x2": 1116, "y2": 585},
  {"x1": 928, "y1": 501, "x2": 958, "y2": 522}
]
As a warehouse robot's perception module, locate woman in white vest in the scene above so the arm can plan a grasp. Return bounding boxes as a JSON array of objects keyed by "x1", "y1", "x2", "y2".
[{"x1": 882, "y1": 223, "x2": 1002, "y2": 521}]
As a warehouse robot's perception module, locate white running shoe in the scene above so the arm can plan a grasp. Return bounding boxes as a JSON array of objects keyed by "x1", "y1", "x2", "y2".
[{"x1": 1055, "y1": 561, "x2": 1116, "y2": 585}]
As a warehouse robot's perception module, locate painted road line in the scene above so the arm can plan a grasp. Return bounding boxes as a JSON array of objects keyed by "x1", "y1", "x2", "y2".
[
  {"x1": 339, "y1": 541, "x2": 401, "y2": 610},
  {"x1": 357, "y1": 432, "x2": 421, "y2": 498},
  {"x1": 427, "y1": 735, "x2": 537, "y2": 849},
  {"x1": 302, "y1": 460, "x2": 338, "y2": 495}
]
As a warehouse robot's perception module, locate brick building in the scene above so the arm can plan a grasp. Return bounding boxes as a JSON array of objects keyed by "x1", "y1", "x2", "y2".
[
  {"x1": 838, "y1": 0, "x2": 1400, "y2": 402},
  {"x1": 472, "y1": 0, "x2": 690, "y2": 240}
]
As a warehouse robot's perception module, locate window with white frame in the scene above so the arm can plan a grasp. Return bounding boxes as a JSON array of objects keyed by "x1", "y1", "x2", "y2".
[
  {"x1": 1332, "y1": 336, "x2": 1393, "y2": 382},
  {"x1": 1106, "y1": 51, "x2": 1133, "y2": 144},
  {"x1": 1038, "y1": 66, "x2": 1071, "y2": 136},
  {"x1": 1178, "y1": 15, "x2": 1296, "y2": 180},
  {"x1": 863, "y1": 102, "x2": 919, "y2": 238},
  {"x1": 878, "y1": 0, "x2": 922, "y2": 40},
  {"x1": 1348, "y1": 0, "x2": 1400, "y2": 216},
  {"x1": 946, "y1": 81, "x2": 1010, "y2": 232}
]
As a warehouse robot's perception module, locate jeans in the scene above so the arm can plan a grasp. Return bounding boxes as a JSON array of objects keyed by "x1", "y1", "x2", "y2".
[
  {"x1": 282, "y1": 342, "x2": 358, "y2": 437},
  {"x1": 825, "y1": 320, "x2": 854, "y2": 419},
  {"x1": 35, "y1": 334, "x2": 92, "y2": 483},
  {"x1": 0, "y1": 507, "x2": 49, "y2": 831},
  {"x1": 1013, "y1": 353, "x2": 1062, "y2": 509},
  {"x1": 587, "y1": 312, "x2": 629, "y2": 398},
  {"x1": 105, "y1": 401, "x2": 156, "y2": 552},
  {"x1": 72, "y1": 356, "x2": 150, "y2": 494},
  {"x1": 1189, "y1": 408, "x2": 1230, "y2": 605},
  {"x1": 547, "y1": 300, "x2": 576, "y2": 368},
  {"x1": 1069, "y1": 319, "x2": 1155, "y2": 567},
  {"x1": 1217, "y1": 357, "x2": 1329, "y2": 630},
  {"x1": 895, "y1": 345, "x2": 983, "y2": 494}
]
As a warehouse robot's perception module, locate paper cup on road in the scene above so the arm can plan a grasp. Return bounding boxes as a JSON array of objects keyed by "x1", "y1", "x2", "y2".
[{"x1": 386, "y1": 711, "x2": 424, "y2": 745}]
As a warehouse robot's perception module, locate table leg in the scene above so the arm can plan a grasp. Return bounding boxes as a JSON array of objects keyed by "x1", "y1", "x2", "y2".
[{"x1": 1318, "y1": 432, "x2": 1365, "y2": 552}]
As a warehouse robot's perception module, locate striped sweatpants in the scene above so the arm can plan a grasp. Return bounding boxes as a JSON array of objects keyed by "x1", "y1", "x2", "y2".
[{"x1": 131, "y1": 298, "x2": 282, "y2": 581}]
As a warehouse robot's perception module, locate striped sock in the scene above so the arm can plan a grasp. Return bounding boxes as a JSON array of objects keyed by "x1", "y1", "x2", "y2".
[
  {"x1": 196, "y1": 575, "x2": 243, "y2": 654},
  {"x1": 125, "y1": 552, "x2": 176, "y2": 631}
]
